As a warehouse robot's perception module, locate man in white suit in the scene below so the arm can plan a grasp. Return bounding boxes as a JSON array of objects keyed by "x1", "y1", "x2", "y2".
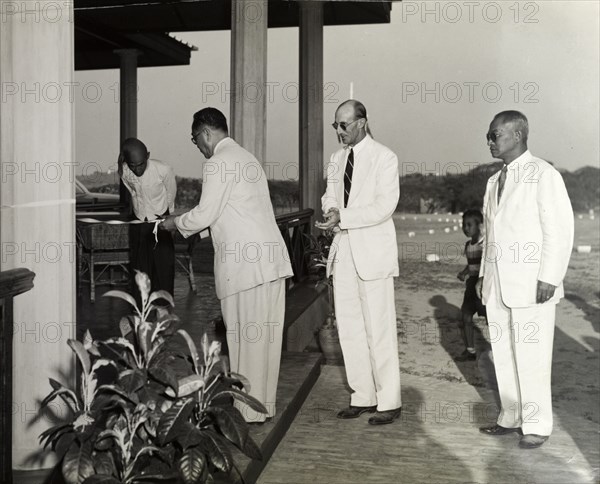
[
  {"x1": 477, "y1": 110, "x2": 574, "y2": 448},
  {"x1": 161, "y1": 108, "x2": 293, "y2": 423},
  {"x1": 316, "y1": 100, "x2": 402, "y2": 425}
]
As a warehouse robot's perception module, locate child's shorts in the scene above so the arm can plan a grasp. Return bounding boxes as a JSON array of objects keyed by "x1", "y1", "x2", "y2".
[{"x1": 462, "y1": 276, "x2": 487, "y2": 317}]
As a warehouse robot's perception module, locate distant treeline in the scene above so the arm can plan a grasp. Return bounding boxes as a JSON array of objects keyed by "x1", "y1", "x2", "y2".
[
  {"x1": 397, "y1": 163, "x2": 600, "y2": 214},
  {"x1": 86, "y1": 177, "x2": 300, "y2": 212},
  {"x1": 81, "y1": 163, "x2": 599, "y2": 215}
]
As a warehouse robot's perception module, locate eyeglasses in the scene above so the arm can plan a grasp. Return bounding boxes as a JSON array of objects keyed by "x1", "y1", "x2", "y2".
[
  {"x1": 191, "y1": 132, "x2": 201, "y2": 145},
  {"x1": 486, "y1": 131, "x2": 501, "y2": 143},
  {"x1": 332, "y1": 118, "x2": 362, "y2": 131}
]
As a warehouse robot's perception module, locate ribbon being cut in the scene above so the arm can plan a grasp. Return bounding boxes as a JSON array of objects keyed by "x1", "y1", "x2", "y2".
[
  {"x1": 77, "y1": 217, "x2": 164, "y2": 247},
  {"x1": 76, "y1": 217, "x2": 211, "y2": 247}
]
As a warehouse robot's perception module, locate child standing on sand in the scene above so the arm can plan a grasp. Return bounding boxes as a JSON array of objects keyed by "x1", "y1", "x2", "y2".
[{"x1": 455, "y1": 209, "x2": 487, "y2": 361}]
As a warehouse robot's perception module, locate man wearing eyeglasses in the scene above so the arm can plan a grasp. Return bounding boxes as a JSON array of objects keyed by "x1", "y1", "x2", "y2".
[
  {"x1": 476, "y1": 110, "x2": 573, "y2": 448},
  {"x1": 118, "y1": 138, "x2": 177, "y2": 301},
  {"x1": 161, "y1": 108, "x2": 293, "y2": 423},
  {"x1": 316, "y1": 100, "x2": 402, "y2": 425}
]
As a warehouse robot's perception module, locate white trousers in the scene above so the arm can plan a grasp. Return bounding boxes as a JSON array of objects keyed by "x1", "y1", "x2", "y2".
[
  {"x1": 333, "y1": 232, "x2": 401, "y2": 411},
  {"x1": 221, "y1": 278, "x2": 285, "y2": 422},
  {"x1": 486, "y1": 265, "x2": 556, "y2": 436}
]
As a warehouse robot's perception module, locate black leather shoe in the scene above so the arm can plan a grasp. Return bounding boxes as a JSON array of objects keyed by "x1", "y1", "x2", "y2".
[
  {"x1": 479, "y1": 424, "x2": 521, "y2": 436},
  {"x1": 519, "y1": 434, "x2": 549, "y2": 449},
  {"x1": 454, "y1": 350, "x2": 477, "y2": 362},
  {"x1": 368, "y1": 408, "x2": 401, "y2": 425},
  {"x1": 336, "y1": 405, "x2": 377, "y2": 419}
]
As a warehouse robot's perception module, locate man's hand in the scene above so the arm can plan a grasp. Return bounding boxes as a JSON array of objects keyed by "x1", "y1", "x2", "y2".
[
  {"x1": 457, "y1": 268, "x2": 468, "y2": 282},
  {"x1": 475, "y1": 277, "x2": 483, "y2": 300},
  {"x1": 315, "y1": 208, "x2": 340, "y2": 231},
  {"x1": 160, "y1": 215, "x2": 178, "y2": 233},
  {"x1": 536, "y1": 280, "x2": 556, "y2": 304}
]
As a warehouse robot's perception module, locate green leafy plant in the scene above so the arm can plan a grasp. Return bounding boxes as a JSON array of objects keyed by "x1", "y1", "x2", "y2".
[
  {"x1": 303, "y1": 231, "x2": 336, "y2": 328},
  {"x1": 40, "y1": 271, "x2": 266, "y2": 484},
  {"x1": 302, "y1": 231, "x2": 333, "y2": 282}
]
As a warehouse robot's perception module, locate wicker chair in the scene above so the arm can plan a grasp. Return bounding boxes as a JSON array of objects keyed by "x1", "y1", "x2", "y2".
[{"x1": 76, "y1": 222, "x2": 130, "y2": 302}]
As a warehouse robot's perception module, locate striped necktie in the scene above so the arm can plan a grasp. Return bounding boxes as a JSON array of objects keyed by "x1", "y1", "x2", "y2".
[
  {"x1": 344, "y1": 148, "x2": 354, "y2": 207},
  {"x1": 497, "y1": 164, "x2": 508, "y2": 202}
]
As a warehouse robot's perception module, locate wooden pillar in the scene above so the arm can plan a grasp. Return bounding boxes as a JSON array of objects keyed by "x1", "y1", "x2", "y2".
[
  {"x1": 230, "y1": 0, "x2": 268, "y2": 164},
  {"x1": 114, "y1": 48, "x2": 140, "y2": 205},
  {"x1": 0, "y1": 1, "x2": 76, "y2": 469},
  {"x1": 299, "y1": 1, "x2": 324, "y2": 222}
]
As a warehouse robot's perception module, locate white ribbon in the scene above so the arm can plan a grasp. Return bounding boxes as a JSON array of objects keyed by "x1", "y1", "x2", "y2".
[{"x1": 77, "y1": 217, "x2": 165, "y2": 247}]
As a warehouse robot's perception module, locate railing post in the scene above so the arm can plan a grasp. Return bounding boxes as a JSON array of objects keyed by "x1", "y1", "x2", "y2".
[{"x1": 0, "y1": 269, "x2": 35, "y2": 484}]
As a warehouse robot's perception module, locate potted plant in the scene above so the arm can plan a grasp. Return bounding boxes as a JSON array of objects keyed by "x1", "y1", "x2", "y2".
[
  {"x1": 303, "y1": 232, "x2": 343, "y2": 365},
  {"x1": 39, "y1": 271, "x2": 265, "y2": 484}
]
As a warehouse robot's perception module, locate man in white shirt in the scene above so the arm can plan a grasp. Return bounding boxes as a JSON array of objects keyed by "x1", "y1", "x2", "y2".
[
  {"x1": 118, "y1": 138, "x2": 177, "y2": 300},
  {"x1": 477, "y1": 111, "x2": 574, "y2": 448},
  {"x1": 316, "y1": 100, "x2": 402, "y2": 425},
  {"x1": 161, "y1": 108, "x2": 293, "y2": 422}
]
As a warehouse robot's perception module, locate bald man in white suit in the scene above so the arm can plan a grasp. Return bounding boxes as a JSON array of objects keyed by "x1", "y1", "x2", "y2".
[
  {"x1": 477, "y1": 110, "x2": 574, "y2": 448},
  {"x1": 162, "y1": 108, "x2": 293, "y2": 423},
  {"x1": 317, "y1": 100, "x2": 402, "y2": 425}
]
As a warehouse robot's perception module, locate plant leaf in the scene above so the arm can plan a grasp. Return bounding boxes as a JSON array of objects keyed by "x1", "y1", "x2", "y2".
[
  {"x1": 68, "y1": 339, "x2": 91, "y2": 375},
  {"x1": 202, "y1": 430, "x2": 233, "y2": 473},
  {"x1": 178, "y1": 446, "x2": 206, "y2": 484},
  {"x1": 97, "y1": 384, "x2": 139, "y2": 405},
  {"x1": 129, "y1": 445, "x2": 162, "y2": 473},
  {"x1": 241, "y1": 434, "x2": 262, "y2": 461},
  {"x1": 149, "y1": 367, "x2": 178, "y2": 394},
  {"x1": 177, "y1": 330, "x2": 201, "y2": 374},
  {"x1": 148, "y1": 290, "x2": 175, "y2": 308},
  {"x1": 91, "y1": 358, "x2": 117, "y2": 374},
  {"x1": 42, "y1": 386, "x2": 79, "y2": 414},
  {"x1": 62, "y1": 439, "x2": 95, "y2": 484},
  {"x1": 55, "y1": 432, "x2": 77, "y2": 461},
  {"x1": 82, "y1": 475, "x2": 121, "y2": 484},
  {"x1": 83, "y1": 330, "x2": 94, "y2": 351},
  {"x1": 176, "y1": 422, "x2": 204, "y2": 450},
  {"x1": 165, "y1": 375, "x2": 205, "y2": 398},
  {"x1": 209, "y1": 389, "x2": 267, "y2": 415},
  {"x1": 103, "y1": 290, "x2": 140, "y2": 313},
  {"x1": 229, "y1": 372, "x2": 252, "y2": 393},
  {"x1": 119, "y1": 316, "x2": 133, "y2": 338},
  {"x1": 205, "y1": 406, "x2": 247, "y2": 450},
  {"x1": 119, "y1": 369, "x2": 147, "y2": 395},
  {"x1": 39, "y1": 423, "x2": 71, "y2": 448},
  {"x1": 93, "y1": 451, "x2": 116, "y2": 476},
  {"x1": 157, "y1": 397, "x2": 195, "y2": 446}
]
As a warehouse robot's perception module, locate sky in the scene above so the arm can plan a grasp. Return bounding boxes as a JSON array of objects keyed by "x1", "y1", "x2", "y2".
[{"x1": 75, "y1": 0, "x2": 600, "y2": 180}]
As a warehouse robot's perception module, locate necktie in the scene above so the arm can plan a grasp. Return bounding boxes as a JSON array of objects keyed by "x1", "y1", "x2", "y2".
[
  {"x1": 497, "y1": 164, "x2": 508, "y2": 203},
  {"x1": 344, "y1": 148, "x2": 354, "y2": 207}
]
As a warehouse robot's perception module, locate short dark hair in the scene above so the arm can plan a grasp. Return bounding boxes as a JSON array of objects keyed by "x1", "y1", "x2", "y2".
[
  {"x1": 192, "y1": 107, "x2": 228, "y2": 133},
  {"x1": 462, "y1": 209, "x2": 483, "y2": 224},
  {"x1": 493, "y1": 110, "x2": 529, "y2": 141}
]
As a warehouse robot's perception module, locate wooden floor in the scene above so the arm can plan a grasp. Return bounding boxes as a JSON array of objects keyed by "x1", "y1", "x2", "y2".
[{"x1": 258, "y1": 365, "x2": 600, "y2": 484}]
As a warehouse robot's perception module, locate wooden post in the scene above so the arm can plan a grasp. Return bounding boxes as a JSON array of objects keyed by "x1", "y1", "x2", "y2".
[
  {"x1": 299, "y1": 1, "x2": 324, "y2": 229},
  {"x1": 0, "y1": 269, "x2": 35, "y2": 484},
  {"x1": 230, "y1": 0, "x2": 268, "y2": 164},
  {"x1": 114, "y1": 48, "x2": 141, "y2": 206}
]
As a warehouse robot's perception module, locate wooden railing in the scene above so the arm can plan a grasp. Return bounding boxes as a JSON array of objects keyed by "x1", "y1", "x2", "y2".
[
  {"x1": 0, "y1": 268, "x2": 35, "y2": 484},
  {"x1": 275, "y1": 208, "x2": 314, "y2": 289}
]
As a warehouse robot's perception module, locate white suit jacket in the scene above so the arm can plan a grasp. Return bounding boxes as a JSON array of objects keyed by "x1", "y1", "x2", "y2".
[
  {"x1": 480, "y1": 151, "x2": 574, "y2": 308},
  {"x1": 322, "y1": 135, "x2": 399, "y2": 280},
  {"x1": 175, "y1": 137, "x2": 293, "y2": 300}
]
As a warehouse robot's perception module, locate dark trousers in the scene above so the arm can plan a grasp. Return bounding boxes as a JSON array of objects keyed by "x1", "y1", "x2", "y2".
[{"x1": 129, "y1": 221, "x2": 175, "y2": 304}]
